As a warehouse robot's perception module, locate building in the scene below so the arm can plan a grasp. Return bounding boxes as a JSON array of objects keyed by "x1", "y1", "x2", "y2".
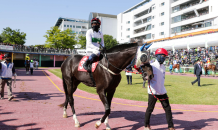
[
  {"x1": 54, "y1": 12, "x2": 117, "y2": 42},
  {"x1": 55, "y1": 17, "x2": 89, "y2": 41},
  {"x1": 117, "y1": 0, "x2": 218, "y2": 50}
]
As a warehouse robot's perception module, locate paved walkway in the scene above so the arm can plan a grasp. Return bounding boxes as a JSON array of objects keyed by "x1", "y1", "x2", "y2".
[{"x1": 0, "y1": 69, "x2": 218, "y2": 130}]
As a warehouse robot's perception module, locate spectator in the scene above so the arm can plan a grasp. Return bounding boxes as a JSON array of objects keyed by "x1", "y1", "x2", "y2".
[
  {"x1": 30, "y1": 60, "x2": 34, "y2": 75},
  {"x1": 169, "y1": 62, "x2": 173, "y2": 74},
  {"x1": 125, "y1": 64, "x2": 133, "y2": 85}
]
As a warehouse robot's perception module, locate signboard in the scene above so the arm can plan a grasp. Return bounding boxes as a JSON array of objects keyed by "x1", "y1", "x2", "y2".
[
  {"x1": 0, "y1": 45, "x2": 13, "y2": 50},
  {"x1": 76, "y1": 49, "x2": 86, "y2": 55}
]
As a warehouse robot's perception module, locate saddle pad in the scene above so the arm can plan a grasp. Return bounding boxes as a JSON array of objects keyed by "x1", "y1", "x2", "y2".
[{"x1": 78, "y1": 56, "x2": 99, "y2": 72}]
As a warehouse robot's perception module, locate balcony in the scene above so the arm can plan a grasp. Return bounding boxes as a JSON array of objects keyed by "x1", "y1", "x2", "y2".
[
  {"x1": 172, "y1": 0, "x2": 209, "y2": 14},
  {"x1": 134, "y1": 16, "x2": 152, "y2": 27},
  {"x1": 134, "y1": 24, "x2": 152, "y2": 35}
]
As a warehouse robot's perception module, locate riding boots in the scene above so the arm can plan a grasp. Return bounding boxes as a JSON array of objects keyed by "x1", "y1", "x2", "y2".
[{"x1": 83, "y1": 59, "x2": 91, "y2": 72}]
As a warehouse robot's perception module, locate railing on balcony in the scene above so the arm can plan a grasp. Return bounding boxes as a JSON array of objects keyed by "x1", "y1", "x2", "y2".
[{"x1": 172, "y1": 0, "x2": 209, "y2": 13}]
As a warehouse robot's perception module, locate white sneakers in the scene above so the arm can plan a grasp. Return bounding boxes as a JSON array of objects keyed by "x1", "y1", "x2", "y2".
[
  {"x1": 8, "y1": 96, "x2": 14, "y2": 101},
  {"x1": 144, "y1": 127, "x2": 152, "y2": 130}
]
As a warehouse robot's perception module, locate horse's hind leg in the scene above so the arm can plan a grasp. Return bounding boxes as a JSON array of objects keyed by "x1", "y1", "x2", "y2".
[
  {"x1": 67, "y1": 78, "x2": 80, "y2": 127},
  {"x1": 63, "y1": 96, "x2": 69, "y2": 118}
]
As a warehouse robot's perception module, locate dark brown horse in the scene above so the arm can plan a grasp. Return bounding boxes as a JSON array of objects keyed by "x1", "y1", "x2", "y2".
[
  {"x1": 172, "y1": 64, "x2": 180, "y2": 73},
  {"x1": 59, "y1": 43, "x2": 154, "y2": 129}
]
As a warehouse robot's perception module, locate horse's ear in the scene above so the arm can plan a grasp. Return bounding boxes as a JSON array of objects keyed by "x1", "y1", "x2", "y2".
[{"x1": 140, "y1": 43, "x2": 152, "y2": 51}]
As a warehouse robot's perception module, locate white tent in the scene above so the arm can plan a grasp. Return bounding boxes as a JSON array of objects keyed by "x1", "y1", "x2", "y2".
[{"x1": 148, "y1": 33, "x2": 218, "y2": 51}]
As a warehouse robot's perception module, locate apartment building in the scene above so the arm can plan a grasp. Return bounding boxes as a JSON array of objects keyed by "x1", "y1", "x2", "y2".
[{"x1": 117, "y1": 0, "x2": 218, "y2": 50}]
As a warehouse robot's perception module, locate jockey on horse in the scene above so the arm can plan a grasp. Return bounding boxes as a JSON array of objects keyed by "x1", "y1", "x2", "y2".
[{"x1": 83, "y1": 18, "x2": 105, "y2": 72}]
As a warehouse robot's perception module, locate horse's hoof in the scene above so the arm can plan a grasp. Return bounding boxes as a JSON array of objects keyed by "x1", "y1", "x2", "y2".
[
  {"x1": 95, "y1": 121, "x2": 101, "y2": 129},
  {"x1": 75, "y1": 123, "x2": 80, "y2": 128},
  {"x1": 63, "y1": 114, "x2": 67, "y2": 118}
]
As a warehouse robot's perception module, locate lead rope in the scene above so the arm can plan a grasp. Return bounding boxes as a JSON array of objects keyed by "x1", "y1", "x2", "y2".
[{"x1": 148, "y1": 80, "x2": 169, "y2": 101}]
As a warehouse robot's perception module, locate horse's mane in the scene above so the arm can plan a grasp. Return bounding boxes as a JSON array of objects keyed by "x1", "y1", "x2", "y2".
[{"x1": 106, "y1": 43, "x2": 138, "y2": 53}]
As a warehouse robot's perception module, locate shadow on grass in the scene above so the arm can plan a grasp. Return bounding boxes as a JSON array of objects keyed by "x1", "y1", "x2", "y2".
[
  {"x1": 201, "y1": 84, "x2": 215, "y2": 87},
  {"x1": 77, "y1": 111, "x2": 218, "y2": 130}
]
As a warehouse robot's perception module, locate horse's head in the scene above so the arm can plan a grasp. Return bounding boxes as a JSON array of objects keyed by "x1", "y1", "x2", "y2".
[
  {"x1": 138, "y1": 63, "x2": 154, "y2": 81},
  {"x1": 135, "y1": 43, "x2": 152, "y2": 68}
]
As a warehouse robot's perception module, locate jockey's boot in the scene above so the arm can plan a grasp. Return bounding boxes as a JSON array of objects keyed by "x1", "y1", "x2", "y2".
[{"x1": 83, "y1": 59, "x2": 91, "y2": 72}]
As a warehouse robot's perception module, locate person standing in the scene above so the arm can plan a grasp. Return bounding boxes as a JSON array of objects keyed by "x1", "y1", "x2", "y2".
[
  {"x1": 125, "y1": 64, "x2": 133, "y2": 85},
  {"x1": 169, "y1": 62, "x2": 173, "y2": 74},
  {"x1": 144, "y1": 48, "x2": 175, "y2": 130},
  {"x1": 35, "y1": 60, "x2": 39, "y2": 70},
  {"x1": 191, "y1": 59, "x2": 202, "y2": 87},
  {"x1": 0, "y1": 54, "x2": 17, "y2": 100},
  {"x1": 30, "y1": 60, "x2": 34, "y2": 75}
]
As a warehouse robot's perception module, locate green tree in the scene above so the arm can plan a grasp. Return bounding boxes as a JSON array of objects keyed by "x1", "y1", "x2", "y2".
[
  {"x1": 1, "y1": 27, "x2": 26, "y2": 45},
  {"x1": 77, "y1": 35, "x2": 86, "y2": 49},
  {"x1": 103, "y1": 34, "x2": 119, "y2": 49},
  {"x1": 0, "y1": 35, "x2": 2, "y2": 43},
  {"x1": 44, "y1": 26, "x2": 77, "y2": 49}
]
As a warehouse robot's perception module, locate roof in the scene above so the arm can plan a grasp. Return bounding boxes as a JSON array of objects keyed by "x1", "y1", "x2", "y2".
[
  {"x1": 123, "y1": 0, "x2": 151, "y2": 14},
  {"x1": 90, "y1": 12, "x2": 117, "y2": 19},
  {"x1": 54, "y1": 17, "x2": 89, "y2": 27}
]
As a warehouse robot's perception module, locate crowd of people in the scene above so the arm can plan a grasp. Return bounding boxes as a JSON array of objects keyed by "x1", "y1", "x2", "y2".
[
  {"x1": 0, "y1": 43, "x2": 73, "y2": 54},
  {"x1": 150, "y1": 46, "x2": 218, "y2": 67}
]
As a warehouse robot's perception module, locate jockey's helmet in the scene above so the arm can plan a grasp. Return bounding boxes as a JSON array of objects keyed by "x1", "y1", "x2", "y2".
[
  {"x1": 155, "y1": 48, "x2": 168, "y2": 56},
  {"x1": 91, "y1": 18, "x2": 101, "y2": 25}
]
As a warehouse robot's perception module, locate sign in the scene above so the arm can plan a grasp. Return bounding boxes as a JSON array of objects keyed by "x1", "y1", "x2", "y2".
[
  {"x1": 76, "y1": 49, "x2": 86, "y2": 55},
  {"x1": 0, "y1": 45, "x2": 13, "y2": 50}
]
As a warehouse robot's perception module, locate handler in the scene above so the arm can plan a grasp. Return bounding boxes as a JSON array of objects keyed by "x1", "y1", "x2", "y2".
[
  {"x1": 144, "y1": 48, "x2": 175, "y2": 130},
  {"x1": 0, "y1": 54, "x2": 17, "y2": 101}
]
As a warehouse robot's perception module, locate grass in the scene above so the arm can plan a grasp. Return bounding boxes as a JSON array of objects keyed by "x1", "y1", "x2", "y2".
[{"x1": 48, "y1": 69, "x2": 218, "y2": 105}]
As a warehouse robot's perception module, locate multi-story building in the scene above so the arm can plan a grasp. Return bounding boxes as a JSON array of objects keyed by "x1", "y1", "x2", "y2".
[
  {"x1": 54, "y1": 12, "x2": 117, "y2": 42},
  {"x1": 117, "y1": 0, "x2": 218, "y2": 50},
  {"x1": 55, "y1": 17, "x2": 89, "y2": 41}
]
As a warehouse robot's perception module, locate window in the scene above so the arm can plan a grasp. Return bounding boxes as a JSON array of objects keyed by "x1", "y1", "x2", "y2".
[
  {"x1": 161, "y1": 12, "x2": 164, "y2": 16},
  {"x1": 72, "y1": 31, "x2": 75, "y2": 33},
  {"x1": 152, "y1": 25, "x2": 155, "y2": 28},
  {"x1": 152, "y1": 16, "x2": 155, "y2": 19},
  {"x1": 152, "y1": 34, "x2": 155, "y2": 39},
  {"x1": 70, "y1": 25, "x2": 72, "y2": 28},
  {"x1": 161, "y1": 2, "x2": 165, "y2": 6},
  {"x1": 160, "y1": 32, "x2": 164, "y2": 35},
  {"x1": 172, "y1": 15, "x2": 181, "y2": 23},
  {"x1": 73, "y1": 25, "x2": 75, "y2": 28},
  {"x1": 161, "y1": 22, "x2": 164, "y2": 26},
  {"x1": 127, "y1": 35, "x2": 130, "y2": 38},
  {"x1": 146, "y1": 24, "x2": 152, "y2": 31},
  {"x1": 127, "y1": 21, "x2": 130, "y2": 24},
  {"x1": 76, "y1": 32, "x2": 78, "y2": 34},
  {"x1": 76, "y1": 26, "x2": 81, "y2": 28},
  {"x1": 67, "y1": 25, "x2": 69, "y2": 27},
  {"x1": 205, "y1": 21, "x2": 212, "y2": 27},
  {"x1": 64, "y1": 25, "x2": 66, "y2": 27},
  {"x1": 127, "y1": 28, "x2": 130, "y2": 31}
]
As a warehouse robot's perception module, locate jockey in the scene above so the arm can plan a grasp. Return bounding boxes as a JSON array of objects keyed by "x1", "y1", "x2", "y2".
[
  {"x1": 206, "y1": 58, "x2": 211, "y2": 67},
  {"x1": 83, "y1": 18, "x2": 104, "y2": 71}
]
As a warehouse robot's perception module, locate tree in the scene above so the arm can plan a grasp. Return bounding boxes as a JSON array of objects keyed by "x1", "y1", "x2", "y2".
[
  {"x1": 103, "y1": 34, "x2": 119, "y2": 49},
  {"x1": 44, "y1": 26, "x2": 77, "y2": 49},
  {"x1": 0, "y1": 35, "x2": 2, "y2": 43},
  {"x1": 77, "y1": 35, "x2": 86, "y2": 49},
  {"x1": 1, "y1": 27, "x2": 26, "y2": 45}
]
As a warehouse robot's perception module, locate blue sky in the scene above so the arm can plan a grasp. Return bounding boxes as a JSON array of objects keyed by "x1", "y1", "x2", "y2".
[{"x1": 0, "y1": 0, "x2": 143, "y2": 45}]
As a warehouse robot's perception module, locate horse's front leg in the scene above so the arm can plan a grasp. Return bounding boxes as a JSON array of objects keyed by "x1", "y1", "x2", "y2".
[{"x1": 95, "y1": 89, "x2": 111, "y2": 130}]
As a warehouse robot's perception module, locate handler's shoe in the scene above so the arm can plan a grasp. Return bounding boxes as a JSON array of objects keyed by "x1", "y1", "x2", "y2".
[
  {"x1": 144, "y1": 127, "x2": 152, "y2": 130},
  {"x1": 0, "y1": 97, "x2": 4, "y2": 100},
  {"x1": 8, "y1": 96, "x2": 14, "y2": 101},
  {"x1": 169, "y1": 128, "x2": 175, "y2": 130}
]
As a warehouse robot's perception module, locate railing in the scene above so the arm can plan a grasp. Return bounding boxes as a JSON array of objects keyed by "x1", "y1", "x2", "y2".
[{"x1": 0, "y1": 45, "x2": 73, "y2": 55}]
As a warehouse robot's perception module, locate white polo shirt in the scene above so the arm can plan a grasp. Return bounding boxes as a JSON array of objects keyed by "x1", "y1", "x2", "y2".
[{"x1": 148, "y1": 60, "x2": 167, "y2": 95}]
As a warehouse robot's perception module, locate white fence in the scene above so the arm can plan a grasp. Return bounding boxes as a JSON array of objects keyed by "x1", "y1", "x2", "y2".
[{"x1": 0, "y1": 45, "x2": 13, "y2": 50}]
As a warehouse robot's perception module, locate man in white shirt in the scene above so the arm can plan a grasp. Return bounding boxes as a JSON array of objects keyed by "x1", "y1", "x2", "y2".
[
  {"x1": 35, "y1": 60, "x2": 39, "y2": 70},
  {"x1": 0, "y1": 54, "x2": 17, "y2": 101},
  {"x1": 83, "y1": 18, "x2": 104, "y2": 72},
  {"x1": 144, "y1": 48, "x2": 175, "y2": 130},
  {"x1": 30, "y1": 60, "x2": 34, "y2": 75}
]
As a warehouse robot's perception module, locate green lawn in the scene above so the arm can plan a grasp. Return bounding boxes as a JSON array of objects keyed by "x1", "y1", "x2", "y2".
[{"x1": 48, "y1": 69, "x2": 218, "y2": 105}]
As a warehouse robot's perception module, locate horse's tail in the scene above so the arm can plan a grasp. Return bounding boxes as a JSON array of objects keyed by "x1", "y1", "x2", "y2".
[{"x1": 58, "y1": 76, "x2": 68, "y2": 108}]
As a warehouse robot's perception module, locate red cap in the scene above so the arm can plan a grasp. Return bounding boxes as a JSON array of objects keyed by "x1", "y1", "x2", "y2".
[
  {"x1": 91, "y1": 18, "x2": 101, "y2": 25},
  {"x1": 155, "y1": 48, "x2": 168, "y2": 56}
]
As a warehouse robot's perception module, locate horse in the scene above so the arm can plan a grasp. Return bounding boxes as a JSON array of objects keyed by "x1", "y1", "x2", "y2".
[
  {"x1": 203, "y1": 63, "x2": 217, "y2": 77},
  {"x1": 59, "y1": 43, "x2": 154, "y2": 130},
  {"x1": 172, "y1": 64, "x2": 180, "y2": 74}
]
